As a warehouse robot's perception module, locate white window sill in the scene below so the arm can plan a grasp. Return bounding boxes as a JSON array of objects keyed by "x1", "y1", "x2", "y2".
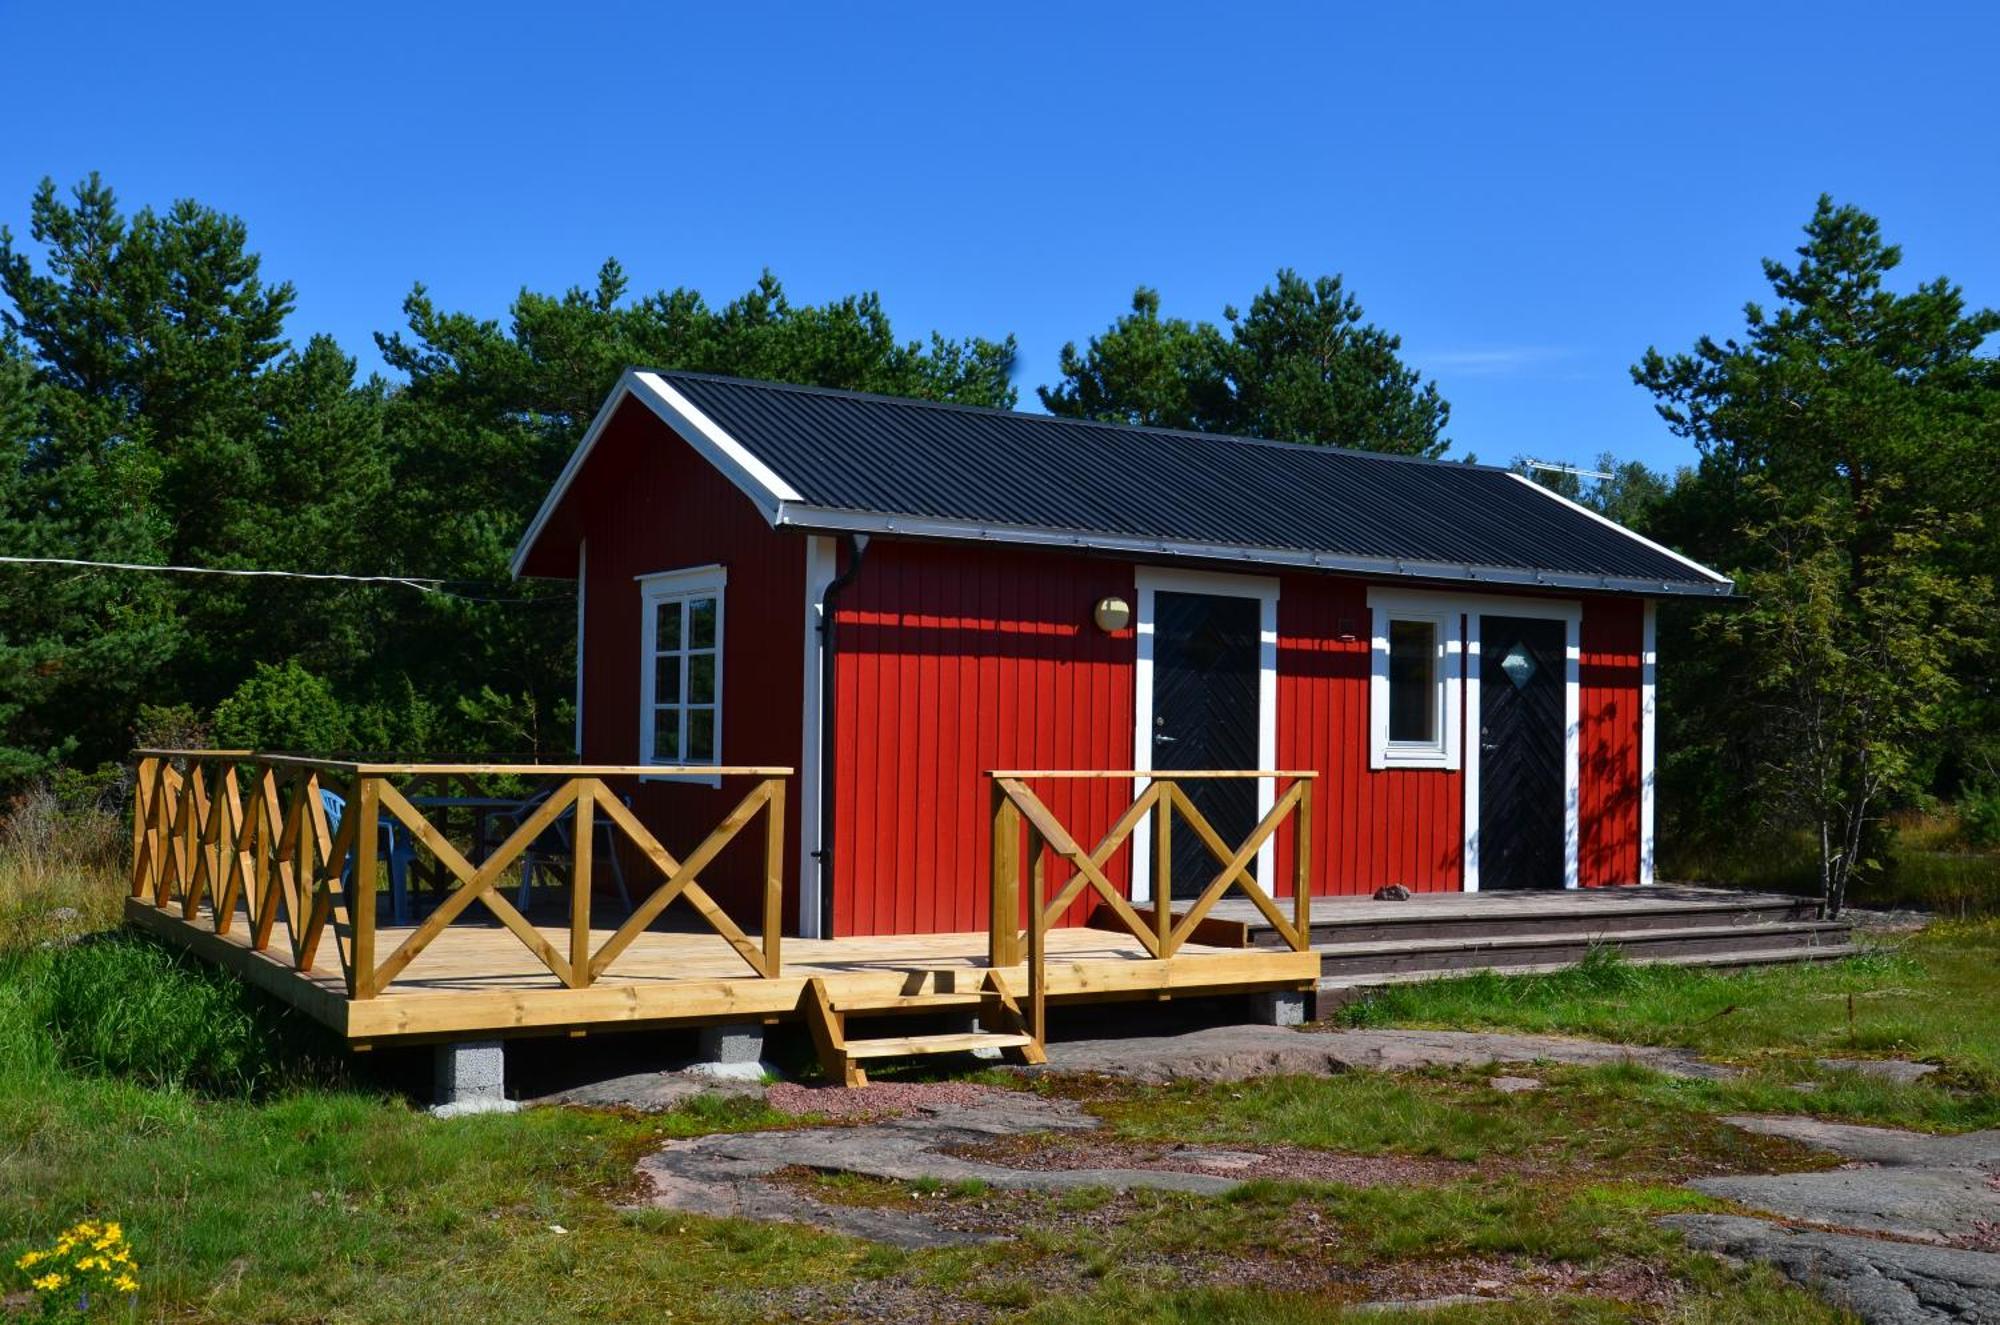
[{"x1": 1372, "y1": 744, "x2": 1456, "y2": 771}]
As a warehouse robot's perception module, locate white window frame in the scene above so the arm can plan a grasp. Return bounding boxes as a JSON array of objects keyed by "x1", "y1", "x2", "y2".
[
  {"x1": 1367, "y1": 589, "x2": 1464, "y2": 771},
  {"x1": 636, "y1": 563, "x2": 727, "y2": 785}
]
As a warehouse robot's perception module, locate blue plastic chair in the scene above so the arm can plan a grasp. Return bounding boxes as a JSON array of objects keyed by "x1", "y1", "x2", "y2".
[
  {"x1": 320, "y1": 789, "x2": 416, "y2": 924},
  {"x1": 492, "y1": 787, "x2": 633, "y2": 916}
]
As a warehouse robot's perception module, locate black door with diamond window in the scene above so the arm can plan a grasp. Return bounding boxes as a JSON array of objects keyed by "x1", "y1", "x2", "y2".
[
  {"x1": 1151, "y1": 591, "x2": 1261, "y2": 899},
  {"x1": 1478, "y1": 615, "x2": 1566, "y2": 891}
]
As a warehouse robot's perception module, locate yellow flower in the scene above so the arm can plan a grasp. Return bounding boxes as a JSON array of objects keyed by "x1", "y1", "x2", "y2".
[
  {"x1": 113, "y1": 1273, "x2": 140, "y2": 1294},
  {"x1": 101, "y1": 1223, "x2": 121, "y2": 1243},
  {"x1": 31, "y1": 1271, "x2": 68, "y2": 1292},
  {"x1": 75, "y1": 1255, "x2": 105, "y2": 1271},
  {"x1": 15, "y1": 1249, "x2": 46, "y2": 1269}
]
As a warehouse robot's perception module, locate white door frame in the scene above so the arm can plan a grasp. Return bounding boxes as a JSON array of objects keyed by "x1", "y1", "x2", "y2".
[
  {"x1": 1131, "y1": 567, "x2": 1281, "y2": 905},
  {"x1": 1460, "y1": 595, "x2": 1583, "y2": 893}
]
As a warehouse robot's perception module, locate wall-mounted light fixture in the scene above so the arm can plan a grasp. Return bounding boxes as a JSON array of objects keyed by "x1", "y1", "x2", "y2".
[{"x1": 1093, "y1": 595, "x2": 1132, "y2": 633}]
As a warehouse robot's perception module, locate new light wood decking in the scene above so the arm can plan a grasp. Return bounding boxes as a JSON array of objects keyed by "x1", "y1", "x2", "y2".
[{"x1": 127, "y1": 899, "x2": 1316, "y2": 1043}]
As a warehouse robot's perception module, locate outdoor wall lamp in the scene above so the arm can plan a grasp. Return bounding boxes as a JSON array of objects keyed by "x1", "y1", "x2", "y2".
[{"x1": 1093, "y1": 595, "x2": 1132, "y2": 633}]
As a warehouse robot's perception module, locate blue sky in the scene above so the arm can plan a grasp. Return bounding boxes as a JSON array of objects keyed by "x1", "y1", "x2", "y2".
[{"x1": 3, "y1": 1, "x2": 1995, "y2": 472}]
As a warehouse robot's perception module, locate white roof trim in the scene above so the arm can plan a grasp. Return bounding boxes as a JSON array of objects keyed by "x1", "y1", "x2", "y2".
[
  {"x1": 509, "y1": 369, "x2": 802, "y2": 578},
  {"x1": 770, "y1": 503, "x2": 1736, "y2": 598},
  {"x1": 1504, "y1": 471, "x2": 1732, "y2": 588}
]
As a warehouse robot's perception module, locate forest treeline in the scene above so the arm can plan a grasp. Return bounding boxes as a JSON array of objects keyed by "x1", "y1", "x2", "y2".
[{"x1": 2, "y1": 176, "x2": 1994, "y2": 905}]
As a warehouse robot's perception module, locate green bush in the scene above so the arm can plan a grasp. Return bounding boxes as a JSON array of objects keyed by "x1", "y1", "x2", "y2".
[
  {"x1": 2, "y1": 934, "x2": 343, "y2": 1095},
  {"x1": 1962, "y1": 785, "x2": 2000, "y2": 849},
  {"x1": 212, "y1": 660, "x2": 349, "y2": 754}
]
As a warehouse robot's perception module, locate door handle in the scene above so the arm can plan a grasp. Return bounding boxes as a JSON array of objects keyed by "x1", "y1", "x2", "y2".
[
  {"x1": 1154, "y1": 733, "x2": 1177, "y2": 744},
  {"x1": 1481, "y1": 741, "x2": 1500, "y2": 752}
]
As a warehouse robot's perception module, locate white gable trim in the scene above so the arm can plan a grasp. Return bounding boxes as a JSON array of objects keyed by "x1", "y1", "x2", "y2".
[
  {"x1": 509, "y1": 369, "x2": 802, "y2": 578},
  {"x1": 1505, "y1": 473, "x2": 1732, "y2": 587}
]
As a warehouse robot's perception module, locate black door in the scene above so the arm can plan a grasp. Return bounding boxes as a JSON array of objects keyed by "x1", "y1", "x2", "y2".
[
  {"x1": 1151, "y1": 591, "x2": 1261, "y2": 899},
  {"x1": 1478, "y1": 615, "x2": 1566, "y2": 891}
]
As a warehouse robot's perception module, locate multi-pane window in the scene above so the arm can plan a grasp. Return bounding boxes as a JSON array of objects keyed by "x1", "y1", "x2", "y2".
[{"x1": 639, "y1": 566, "x2": 725, "y2": 767}]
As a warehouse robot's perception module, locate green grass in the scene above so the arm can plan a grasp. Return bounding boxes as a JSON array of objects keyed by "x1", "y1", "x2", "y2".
[
  {"x1": 1336, "y1": 928, "x2": 2000, "y2": 1085},
  {"x1": 1087, "y1": 1063, "x2": 1850, "y2": 1173},
  {"x1": 0, "y1": 853, "x2": 1881, "y2": 1322}
]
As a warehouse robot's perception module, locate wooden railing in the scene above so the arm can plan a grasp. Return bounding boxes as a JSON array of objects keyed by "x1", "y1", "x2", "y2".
[
  {"x1": 986, "y1": 770, "x2": 1316, "y2": 1041},
  {"x1": 129, "y1": 751, "x2": 791, "y2": 999}
]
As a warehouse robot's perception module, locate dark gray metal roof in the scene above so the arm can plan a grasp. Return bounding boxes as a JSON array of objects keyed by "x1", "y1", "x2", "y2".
[{"x1": 647, "y1": 372, "x2": 1728, "y2": 595}]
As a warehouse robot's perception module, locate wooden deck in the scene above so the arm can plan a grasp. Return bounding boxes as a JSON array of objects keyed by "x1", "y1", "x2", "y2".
[{"x1": 127, "y1": 898, "x2": 1318, "y2": 1044}]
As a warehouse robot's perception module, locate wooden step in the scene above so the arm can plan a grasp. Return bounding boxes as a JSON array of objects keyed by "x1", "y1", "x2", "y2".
[
  {"x1": 843, "y1": 1031, "x2": 1036, "y2": 1060},
  {"x1": 1255, "y1": 897, "x2": 1825, "y2": 947},
  {"x1": 826, "y1": 991, "x2": 987, "y2": 1014},
  {"x1": 802, "y1": 973, "x2": 1046, "y2": 1087},
  {"x1": 1318, "y1": 940, "x2": 1864, "y2": 993},
  {"x1": 1311, "y1": 921, "x2": 1851, "y2": 979}
]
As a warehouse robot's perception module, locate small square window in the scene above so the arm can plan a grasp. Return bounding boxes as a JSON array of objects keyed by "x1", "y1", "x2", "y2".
[
  {"x1": 1388, "y1": 619, "x2": 1437, "y2": 743},
  {"x1": 1369, "y1": 596, "x2": 1460, "y2": 771}
]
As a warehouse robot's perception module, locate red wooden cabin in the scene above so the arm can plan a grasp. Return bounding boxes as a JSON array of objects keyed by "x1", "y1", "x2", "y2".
[{"x1": 512, "y1": 371, "x2": 1731, "y2": 939}]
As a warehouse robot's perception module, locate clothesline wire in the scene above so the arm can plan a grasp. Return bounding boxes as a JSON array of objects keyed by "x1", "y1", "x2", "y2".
[{"x1": 0, "y1": 554, "x2": 559, "y2": 605}]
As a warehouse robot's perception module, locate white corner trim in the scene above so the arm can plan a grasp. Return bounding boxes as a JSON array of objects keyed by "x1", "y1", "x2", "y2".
[
  {"x1": 1451, "y1": 594, "x2": 1584, "y2": 894},
  {"x1": 1505, "y1": 472, "x2": 1734, "y2": 587},
  {"x1": 509, "y1": 369, "x2": 802, "y2": 578},
  {"x1": 1462, "y1": 615, "x2": 1482, "y2": 893},
  {"x1": 1640, "y1": 601, "x2": 1658, "y2": 886},
  {"x1": 798, "y1": 536, "x2": 838, "y2": 938},
  {"x1": 1131, "y1": 567, "x2": 1281, "y2": 905},
  {"x1": 573, "y1": 540, "x2": 587, "y2": 757},
  {"x1": 1365, "y1": 588, "x2": 1464, "y2": 771}
]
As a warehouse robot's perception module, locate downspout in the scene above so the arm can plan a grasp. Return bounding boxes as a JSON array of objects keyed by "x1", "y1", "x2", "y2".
[{"x1": 812, "y1": 533, "x2": 868, "y2": 938}]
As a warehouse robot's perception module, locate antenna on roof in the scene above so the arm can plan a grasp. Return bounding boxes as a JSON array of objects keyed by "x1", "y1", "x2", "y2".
[{"x1": 1524, "y1": 459, "x2": 1614, "y2": 481}]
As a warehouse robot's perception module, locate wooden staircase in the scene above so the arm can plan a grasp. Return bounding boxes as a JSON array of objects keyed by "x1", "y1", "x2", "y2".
[{"x1": 802, "y1": 972, "x2": 1047, "y2": 1087}]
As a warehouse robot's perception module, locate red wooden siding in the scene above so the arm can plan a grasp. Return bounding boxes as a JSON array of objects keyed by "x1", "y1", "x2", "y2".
[
  {"x1": 536, "y1": 404, "x2": 1655, "y2": 934},
  {"x1": 555, "y1": 399, "x2": 807, "y2": 927},
  {"x1": 831, "y1": 540, "x2": 1136, "y2": 938},
  {"x1": 1578, "y1": 597, "x2": 1644, "y2": 887},
  {"x1": 1275, "y1": 575, "x2": 1465, "y2": 895}
]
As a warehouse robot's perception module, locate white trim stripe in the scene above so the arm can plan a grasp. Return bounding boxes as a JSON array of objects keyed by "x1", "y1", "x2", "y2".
[
  {"x1": 574, "y1": 540, "x2": 587, "y2": 756},
  {"x1": 1640, "y1": 601, "x2": 1658, "y2": 886}
]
